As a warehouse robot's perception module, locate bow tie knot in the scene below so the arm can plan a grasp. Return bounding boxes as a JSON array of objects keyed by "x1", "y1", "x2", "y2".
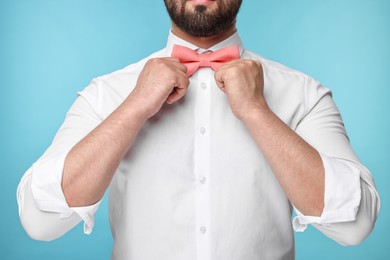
[
  {"x1": 199, "y1": 53, "x2": 212, "y2": 67},
  {"x1": 171, "y1": 44, "x2": 240, "y2": 76}
]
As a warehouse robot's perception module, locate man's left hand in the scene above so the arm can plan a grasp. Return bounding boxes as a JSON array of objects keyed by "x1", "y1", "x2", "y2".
[{"x1": 214, "y1": 60, "x2": 267, "y2": 121}]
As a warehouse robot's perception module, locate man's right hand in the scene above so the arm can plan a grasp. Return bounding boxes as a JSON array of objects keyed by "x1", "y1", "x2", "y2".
[{"x1": 127, "y1": 57, "x2": 189, "y2": 120}]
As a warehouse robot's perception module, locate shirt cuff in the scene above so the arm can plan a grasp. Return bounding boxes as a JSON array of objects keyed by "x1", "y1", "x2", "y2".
[
  {"x1": 30, "y1": 150, "x2": 101, "y2": 234},
  {"x1": 292, "y1": 154, "x2": 361, "y2": 232},
  {"x1": 67, "y1": 202, "x2": 102, "y2": 234}
]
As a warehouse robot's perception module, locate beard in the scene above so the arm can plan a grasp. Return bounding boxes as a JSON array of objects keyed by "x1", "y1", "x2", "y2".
[{"x1": 164, "y1": 0, "x2": 243, "y2": 37}]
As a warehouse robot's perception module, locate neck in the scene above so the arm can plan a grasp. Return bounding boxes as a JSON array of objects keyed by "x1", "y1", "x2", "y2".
[{"x1": 171, "y1": 23, "x2": 237, "y2": 49}]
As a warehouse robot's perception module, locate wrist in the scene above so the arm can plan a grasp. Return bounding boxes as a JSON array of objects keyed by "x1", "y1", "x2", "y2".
[
  {"x1": 240, "y1": 101, "x2": 272, "y2": 125},
  {"x1": 121, "y1": 96, "x2": 150, "y2": 125}
]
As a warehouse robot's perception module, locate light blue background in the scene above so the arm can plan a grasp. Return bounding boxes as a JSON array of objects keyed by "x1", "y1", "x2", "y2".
[{"x1": 1, "y1": 0, "x2": 388, "y2": 259}]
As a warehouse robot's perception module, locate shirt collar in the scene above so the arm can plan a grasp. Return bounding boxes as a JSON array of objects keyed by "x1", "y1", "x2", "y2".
[{"x1": 166, "y1": 29, "x2": 245, "y2": 57}]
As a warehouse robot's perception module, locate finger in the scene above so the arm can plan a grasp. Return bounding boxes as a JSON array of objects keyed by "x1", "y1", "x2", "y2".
[
  {"x1": 167, "y1": 72, "x2": 189, "y2": 91},
  {"x1": 164, "y1": 57, "x2": 182, "y2": 62},
  {"x1": 166, "y1": 74, "x2": 189, "y2": 104},
  {"x1": 166, "y1": 86, "x2": 188, "y2": 104},
  {"x1": 150, "y1": 57, "x2": 187, "y2": 74},
  {"x1": 217, "y1": 59, "x2": 241, "y2": 70},
  {"x1": 214, "y1": 69, "x2": 226, "y2": 93},
  {"x1": 165, "y1": 58, "x2": 188, "y2": 73},
  {"x1": 174, "y1": 65, "x2": 188, "y2": 77},
  {"x1": 170, "y1": 60, "x2": 188, "y2": 71}
]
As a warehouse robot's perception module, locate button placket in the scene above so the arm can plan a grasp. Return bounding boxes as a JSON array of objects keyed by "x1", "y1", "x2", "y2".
[{"x1": 193, "y1": 69, "x2": 212, "y2": 260}]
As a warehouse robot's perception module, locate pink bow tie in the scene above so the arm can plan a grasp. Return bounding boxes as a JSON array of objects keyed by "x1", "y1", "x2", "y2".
[{"x1": 171, "y1": 44, "x2": 240, "y2": 76}]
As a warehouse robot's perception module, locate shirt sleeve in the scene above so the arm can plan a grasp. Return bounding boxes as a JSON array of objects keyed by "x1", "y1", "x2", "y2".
[
  {"x1": 292, "y1": 154, "x2": 361, "y2": 230},
  {"x1": 17, "y1": 81, "x2": 104, "y2": 239},
  {"x1": 292, "y1": 79, "x2": 380, "y2": 245}
]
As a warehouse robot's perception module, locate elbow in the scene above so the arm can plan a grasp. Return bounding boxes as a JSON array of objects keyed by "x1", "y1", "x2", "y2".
[
  {"x1": 17, "y1": 175, "x2": 81, "y2": 241},
  {"x1": 338, "y1": 218, "x2": 374, "y2": 246},
  {"x1": 17, "y1": 176, "x2": 62, "y2": 241},
  {"x1": 19, "y1": 207, "x2": 81, "y2": 241},
  {"x1": 20, "y1": 212, "x2": 61, "y2": 241},
  {"x1": 335, "y1": 196, "x2": 379, "y2": 247},
  {"x1": 314, "y1": 216, "x2": 375, "y2": 247},
  {"x1": 340, "y1": 181, "x2": 380, "y2": 246},
  {"x1": 22, "y1": 227, "x2": 56, "y2": 242},
  {"x1": 314, "y1": 196, "x2": 379, "y2": 246}
]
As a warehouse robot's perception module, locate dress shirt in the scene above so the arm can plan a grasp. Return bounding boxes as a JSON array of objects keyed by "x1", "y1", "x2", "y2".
[{"x1": 17, "y1": 31, "x2": 380, "y2": 260}]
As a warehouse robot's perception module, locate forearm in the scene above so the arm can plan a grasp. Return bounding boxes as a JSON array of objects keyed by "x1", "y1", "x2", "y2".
[
  {"x1": 242, "y1": 106, "x2": 325, "y2": 216},
  {"x1": 62, "y1": 58, "x2": 188, "y2": 207},
  {"x1": 62, "y1": 96, "x2": 147, "y2": 207}
]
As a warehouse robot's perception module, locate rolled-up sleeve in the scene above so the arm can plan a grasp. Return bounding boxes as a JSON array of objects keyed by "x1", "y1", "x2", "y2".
[
  {"x1": 292, "y1": 80, "x2": 380, "y2": 245},
  {"x1": 17, "y1": 80, "x2": 104, "y2": 240},
  {"x1": 293, "y1": 154, "x2": 361, "y2": 230}
]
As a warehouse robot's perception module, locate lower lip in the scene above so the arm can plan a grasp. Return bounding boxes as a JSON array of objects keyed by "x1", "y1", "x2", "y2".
[{"x1": 189, "y1": 0, "x2": 215, "y2": 5}]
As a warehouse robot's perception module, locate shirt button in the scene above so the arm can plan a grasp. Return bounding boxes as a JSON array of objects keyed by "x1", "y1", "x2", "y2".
[
  {"x1": 200, "y1": 176, "x2": 207, "y2": 184},
  {"x1": 200, "y1": 226, "x2": 207, "y2": 234},
  {"x1": 200, "y1": 127, "x2": 206, "y2": 135},
  {"x1": 201, "y1": 82, "x2": 207, "y2": 89}
]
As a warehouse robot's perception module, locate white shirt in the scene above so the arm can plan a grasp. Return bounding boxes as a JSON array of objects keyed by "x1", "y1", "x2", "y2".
[{"x1": 17, "y1": 31, "x2": 380, "y2": 260}]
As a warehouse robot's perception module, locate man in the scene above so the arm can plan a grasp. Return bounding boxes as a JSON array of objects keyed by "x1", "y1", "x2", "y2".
[{"x1": 17, "y1": 0, "x2": 379, "y2": 259}]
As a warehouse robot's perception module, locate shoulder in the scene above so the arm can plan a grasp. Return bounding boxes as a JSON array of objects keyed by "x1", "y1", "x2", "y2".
[
  {"x1": 243, "y1": 48, "x2": 330, "y2": 98},
  {"x1": 243, "y1": 49, "x2": 331, "y2": 127},
  {"x1": 243, "y1": 49, "x2": 309, "y2": 82}
]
